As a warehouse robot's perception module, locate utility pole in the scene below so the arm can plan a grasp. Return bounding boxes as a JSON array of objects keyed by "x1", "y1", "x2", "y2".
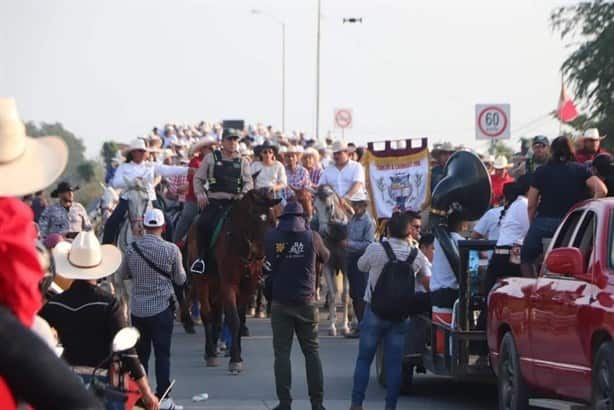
[{"x1": 315, "y1": 0, "x2": 321, "y2": 141}]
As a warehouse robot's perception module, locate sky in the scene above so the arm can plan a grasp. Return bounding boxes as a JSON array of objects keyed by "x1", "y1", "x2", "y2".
[{"x1": 0, "y1": 0, "x2": 578, "y2": 158}]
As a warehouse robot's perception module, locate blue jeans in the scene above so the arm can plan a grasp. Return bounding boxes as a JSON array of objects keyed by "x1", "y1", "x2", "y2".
[
  {"x1": 521, "y1": 216, "x2": 561, "y2": 264},
  {"x1": 351, "y1": 305, "x2": 408, "y2": 410},
  {"x1": 346, "y1": 252, "x2": 368, "y2": 322},
  {"x1": 131, "y1": 307, "x2": 174, "y2": 397},
  {"x1": 79, "y1": 374, "x2": 124, "y2": 410}
]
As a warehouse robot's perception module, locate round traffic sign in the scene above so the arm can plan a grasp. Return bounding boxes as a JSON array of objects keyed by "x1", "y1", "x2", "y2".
[
  {"x1": 477, "y1": 106, "x2": 508, "y2": 138},
  {"x1": 335, "y1": 109, "x2": 352, "y2": 129}
]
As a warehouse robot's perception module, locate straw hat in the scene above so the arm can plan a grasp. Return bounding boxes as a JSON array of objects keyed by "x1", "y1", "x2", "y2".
[
  {"x1": 349, "y1": 191, "x2": 369, "y2": 202},
  {"x1": 52, "y1": 231, "x2": 122, "y2": 280},
  {"x1": 331, "y1": 140, "x2": 348, "y2": 153},
  {"x1": 159, "y1": 148, "x2": 176, "y2": 162},
  {"x1": 493, "y1": 156, "x2": 510, "y2": 169},
  {"x1": 189, "y1": 136, "x2": 217, "y2": 156},
  {"x1": 582, "y1": 128, "x2": 606, "y2": 141},
  {"x1": 123, "y1": 138, "x2": 150, "y2": 155},
  {"x1": 286, "y1": 145, "x2": 304, "y2": 154},
  {"x1": 0, "y1": 98, "x2": 68, "y2": 197}
]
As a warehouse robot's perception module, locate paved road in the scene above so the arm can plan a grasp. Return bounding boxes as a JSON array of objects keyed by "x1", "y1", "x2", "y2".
[{"x1": 153, "y1": 312, "x2": 501, "y2": 410}]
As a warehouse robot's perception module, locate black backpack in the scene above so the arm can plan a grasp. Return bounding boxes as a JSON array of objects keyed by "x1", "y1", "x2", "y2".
[{"x1": 370, "y1": 241, "x2": 418, "y2": 322}]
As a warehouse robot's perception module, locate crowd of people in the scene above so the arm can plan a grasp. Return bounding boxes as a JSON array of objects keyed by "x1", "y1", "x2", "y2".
[{"x1": 3, "y1": 91, "x2": 614, "y2": 410}]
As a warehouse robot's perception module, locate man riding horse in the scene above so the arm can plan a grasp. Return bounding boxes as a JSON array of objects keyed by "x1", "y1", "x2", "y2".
[
  {"x1": 190, "y1": 128, "x2": 254, "y2": 274},
  {"x1": 102, "y1": 138, "x2": 190, "y2": 245}
]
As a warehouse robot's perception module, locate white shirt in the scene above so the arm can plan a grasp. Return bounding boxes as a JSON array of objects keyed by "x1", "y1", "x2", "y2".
[
  {"x1": 429, "y1": 232, "x2": 464, "y2": 292},
  {"x1": 251, "y1": 161, "x2": 287, "y2": 190},
  {"x1": 358, "y1": 237, "x2": 431, "y2": 304},
  {"x1": 473, "y1": 207, "x2": 503, "y2": 241},
  {"x1": 497, "y1": 196, "x2": 530, "y2": 247},
  {"x1": 318, "y1": 160, "x2": 365, "y2": 197},
  {"x1": 111, "y1": 161, "x2": 187, "y2": 200}
]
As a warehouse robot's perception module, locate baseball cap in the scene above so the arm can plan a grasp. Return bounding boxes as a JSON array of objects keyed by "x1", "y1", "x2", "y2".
[
  {"x1": 143, "y1": 208, "x2": 165, "y2": 228},
  {"x1": 532, "y1": 135, "x2": 549, "y2": 146}
]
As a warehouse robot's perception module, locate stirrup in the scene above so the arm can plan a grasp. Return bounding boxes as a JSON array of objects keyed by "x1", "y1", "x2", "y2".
[{"x1": 190, "y1": 259, "x2": 206, "y2": 274}]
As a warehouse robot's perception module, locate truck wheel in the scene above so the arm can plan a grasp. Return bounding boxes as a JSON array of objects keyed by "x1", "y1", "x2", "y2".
[
  {"x1": 376, "y1": 342, "x2": 386, "y2": 387},
  {"x1": 400, "y1": 364, "x2": 414, "y2": 395},
  {"x1": 592, "y1": 341, "x2": 614, "y2": 410},
  {"x1": 498, "y1": 333, "x2": 529, "y2": 410}
]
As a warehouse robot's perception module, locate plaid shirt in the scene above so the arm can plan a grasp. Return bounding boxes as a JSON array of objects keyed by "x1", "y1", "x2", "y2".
[
  {"x1": 285, "y1": 165, "x2": 311, "y2": 199},
  {"x1": 167, "y1": 174, "x2": 189, "y2": 202},
  {"x1": 307, "y1": 167, "x2": 322, "y2": 186},
  {"x1": 120, "y1": 234, "x2": 186, "y2": 317},
  {"x1": 38, "y1": 202, "x2": 91, "y2": 238}
]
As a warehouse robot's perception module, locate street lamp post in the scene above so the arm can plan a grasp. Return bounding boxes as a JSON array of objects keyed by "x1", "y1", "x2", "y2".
[{"x1": 251, "y1": 9, "x2": 286, "y2": 133}]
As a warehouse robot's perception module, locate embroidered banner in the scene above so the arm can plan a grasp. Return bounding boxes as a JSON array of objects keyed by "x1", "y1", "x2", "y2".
[{"x1": 361, "y1": 139, "x2": 430, "y2": 219}]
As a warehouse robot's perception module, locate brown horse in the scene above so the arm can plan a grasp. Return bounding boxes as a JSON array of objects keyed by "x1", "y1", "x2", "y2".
[{"x1": 185, "y1": 188, "x2": 280, "y2": 372}]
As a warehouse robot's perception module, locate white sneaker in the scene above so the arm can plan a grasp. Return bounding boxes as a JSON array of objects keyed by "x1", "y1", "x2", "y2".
[{"x1": 160, "y1": 398, "x2": 184, "y2": 410}]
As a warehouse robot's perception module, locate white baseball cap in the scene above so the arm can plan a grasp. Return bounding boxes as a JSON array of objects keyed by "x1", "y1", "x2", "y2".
[{"x1": 143, "y1": 208, "x2": 165, "y2": 228}]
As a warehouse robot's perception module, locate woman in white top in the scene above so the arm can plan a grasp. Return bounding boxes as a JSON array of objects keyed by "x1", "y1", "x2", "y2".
[
  {"x1": 102, "y1": 139, "x2": 189, "y2": 244},
  {"x1": 251, "y1": 141, "x2": 287, "y2": 197},
  {"x1": 484, "y1": 175, "x2": 531, "y2": 290}
]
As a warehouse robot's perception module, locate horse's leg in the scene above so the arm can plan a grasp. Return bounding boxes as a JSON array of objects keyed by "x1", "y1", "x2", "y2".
[
  {"x1": 224, "y1": 290, "x2": 244, "y2": 373},
  {"x1": 323, "y1": 264, "x2": 337, "y2": 336},
  {"x1": 196, "y1": 277, "x2": 218, "y2": 366},
  {"x1": 341, "y1": 270, "x2": 351, "y2": 335}
]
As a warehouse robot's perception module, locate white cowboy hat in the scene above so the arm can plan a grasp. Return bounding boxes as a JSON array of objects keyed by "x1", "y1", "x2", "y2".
[
  {"x1": 0, "y1": 98, "x2": 68, "y2": 197},
  {"x1": 286, "y1": 145, "x2": 304, "y2": 154},
  {"x1": 189, "y1": 136, "x2": 217, "y2": 156},
  {"x1": 331, "y1": 140, "x2": 348, "y2": 153},
  {"x1": 159, "y1": 148, "x2": 176, "y2": 162},
  {"x1": 349, "y1": 191, "x2": 369, "y2": 202},
  {"x1": 582, "y1": 128, "x2": 606, "y2": 141},
  {"x1": 493, "y1": 155, "x2": 510, "y2": 169},
  {"x1": 52, "y1": 231, "x2": 122, "y2": 280},
  {"x1": 123, "y1": 138, "x2": 150, "y2": 154}
]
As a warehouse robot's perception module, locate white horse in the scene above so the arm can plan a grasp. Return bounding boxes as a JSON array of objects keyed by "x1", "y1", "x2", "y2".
[
  {"x1": 113, "y1": 177, "x2": 152, "y2": 308},
  {"x1": 90, "y1": 183, "x2": 120, "y2": 241},
  {"x1": 313, "y1": 184, "x2": 351, "y2": 336}
]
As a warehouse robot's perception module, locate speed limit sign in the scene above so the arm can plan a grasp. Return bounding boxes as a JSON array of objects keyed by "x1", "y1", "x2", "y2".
[{"x1": 475, "y1": 104, "x2": 511, "y2": 140}]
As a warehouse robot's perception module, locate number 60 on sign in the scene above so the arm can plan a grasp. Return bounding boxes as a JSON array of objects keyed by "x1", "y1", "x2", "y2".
[{"x1": 475, "y1": 104, "x2": 511, "y2": 140}]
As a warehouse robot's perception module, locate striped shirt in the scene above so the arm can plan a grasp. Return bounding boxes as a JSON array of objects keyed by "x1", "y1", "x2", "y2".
[{"x1": 120, "y1": 234, "x2": 186, "y2": 317}]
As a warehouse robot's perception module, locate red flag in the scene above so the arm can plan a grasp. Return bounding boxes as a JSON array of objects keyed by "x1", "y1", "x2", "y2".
[{"x1": 558, "y1": 83, "x2": 579, "y2": 122}]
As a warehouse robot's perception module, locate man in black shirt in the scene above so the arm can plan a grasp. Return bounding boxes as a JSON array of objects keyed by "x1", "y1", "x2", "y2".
[
  {"x1": 265, "y1": 202, "x2": 330, "y2": 410},
  {"x1": 40, "y1": 231, "x2": 159, "y2": 410}
]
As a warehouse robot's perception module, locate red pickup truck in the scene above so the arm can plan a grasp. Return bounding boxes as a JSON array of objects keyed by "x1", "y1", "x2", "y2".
[{"x1": 487, "y1": 198, "x2": 614, "y2": 409}]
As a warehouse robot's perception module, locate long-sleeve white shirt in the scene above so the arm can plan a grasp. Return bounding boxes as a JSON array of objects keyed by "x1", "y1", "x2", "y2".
[{"x1": 111, "y1": 161, "x2": 187, "y2": 200}]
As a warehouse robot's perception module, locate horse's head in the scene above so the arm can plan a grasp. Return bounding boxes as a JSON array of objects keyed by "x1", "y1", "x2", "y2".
[
  {"x1": 123, "y1": 183, "x2": 150, "y2": 238},
  {"x1": 243, "y1": 188, "x2": 282, "y2": 227},
  {"x1": 314, "y1": 184, "x2": 349, "y2": 240},
  {"x1": 293, "y1": 188, "x2": 314, "y2": 220}
]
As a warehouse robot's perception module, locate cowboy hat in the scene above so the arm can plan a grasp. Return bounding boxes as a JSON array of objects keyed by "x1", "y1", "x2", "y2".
[
  {"x1": 52, "y1": 231, "x2": 122, "y2": 280},
  {"x1": 50, "y1": 181, "x2": 79, "y2": 198},
  {"x1": 123, "y1": 138, "x2": 150, "y2": 155},
  {"x1": 159, "y1": 148, "x2": 176, "y2": 162},
  {"x1": 189, "y1": 136, "x2": 217, "y2": 156},
  {"x1": 0, "y1": 98, "x2": 68, "y2": 197},
  {"x1": 286, "y1": 145, "x2": 304, "y2": 154},
  {"x1": 349, "y1": 191, "x2": 369, "y2": 202},
  {"x1": 254, "y1": 140, "x2": 279, "y2": 157},
  {"x1": 582, "y1": 128, "x2": 606, "y2": 141},
  {"x1": 431, "y1": 142, "x2": 455, "y2": 156},
  {"x1": 493, "y1": 156, "x2": 510, "y2": 169},
  {"x1": 331, "y1": 140, "x2": 348, "y2": 153}
]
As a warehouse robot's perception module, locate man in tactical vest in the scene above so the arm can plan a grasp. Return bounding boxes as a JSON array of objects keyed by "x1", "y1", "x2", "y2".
[
  {"x1": 510, "y1": 135, "x2": 550, "y2": 178},
  {"x1": 190, "y1": 128, "x2": 253, "y2": 274}
]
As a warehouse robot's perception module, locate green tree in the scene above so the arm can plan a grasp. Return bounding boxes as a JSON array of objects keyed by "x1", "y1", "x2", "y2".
[
  {"x1": 101, "y1": 141, "x2": 119, "y2": 167},
  {"x1": 494, "y1": 141, "x2": 514, "y2": 160},
  {"x1": 551, "y1": 1, "x2": 614, "y2": 149},
  {"x1": 76, "y1": 161, "x2": 97, "y2": 183}
]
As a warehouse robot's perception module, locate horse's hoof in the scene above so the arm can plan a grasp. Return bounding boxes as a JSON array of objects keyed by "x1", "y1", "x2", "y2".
[
  {"x1": 328, "y1": 327, "x2": 337, "y2": 337},
  {"x1": 248, "y1": 307, "x2": 256, "y2": 317},
  {"x1": 228, "y1": 361, "x2": 244, "y2": 374},
  {"x1": 257, "y1": 310, "x2": 267, "y2": 319},
  {"x1": 342, "y1": 326, "x2": 351, "y2": 336},
  {"x1": 183, "y1": 322, "x2": 196, "y2": 334},
  {"x1": 205, "y1": 357, "x2": 219, "y2": 367}
]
